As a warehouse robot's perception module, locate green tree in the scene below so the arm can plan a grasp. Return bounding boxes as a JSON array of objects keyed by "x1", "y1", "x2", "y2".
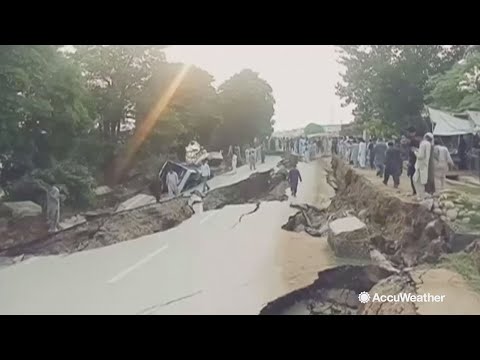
[
  {"x1": 73, "y1": 45, "x2": 166, "y2": 139},
  {"x1": 136, "y1": 63, "x2": 222, "y2": 153},
  {"x1": 336, "y1": 45, "x2": 468, "y2": 133},
  {"x1": 428, "y1": 52, "x2": 480, "y2": 112},
  {"x1": 0, "y1": 45, "x2": 93, "y2": 181},
  {"x1": 214, "y1": 69, "x2": 275, "y2": 148}
]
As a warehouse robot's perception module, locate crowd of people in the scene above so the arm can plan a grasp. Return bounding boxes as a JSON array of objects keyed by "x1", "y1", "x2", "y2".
[
  {"x1": 269, "y1": 136, "x2": 332, "y2": 161},
  {"x1": 333, "y1": 129, "x2": 456, "y2": 200}
]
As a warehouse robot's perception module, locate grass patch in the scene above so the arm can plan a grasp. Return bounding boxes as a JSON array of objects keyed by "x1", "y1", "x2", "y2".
[{"x1": 438, "y1": 253, "x2": 480, "y2": 293}]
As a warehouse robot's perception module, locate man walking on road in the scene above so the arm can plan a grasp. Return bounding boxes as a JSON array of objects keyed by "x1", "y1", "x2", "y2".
[
  {"x1": 374, "y1": 138, "x2": 387, "y2": 177},
  {"x1": 358, "y1": 138, "x2": 367, "y2": 168},
  {"x1": 383, "y1": 142, "x2": 402, "y2": 188},
  {"x1": 288, "y1": 163, "x2": 303, "y2": 197},
  {"x1": 200, "y1": 160, "x2": 211, "y2": 193},
  {"x1": 414, "y1": 132, "x2": 433, "y2": 200}
]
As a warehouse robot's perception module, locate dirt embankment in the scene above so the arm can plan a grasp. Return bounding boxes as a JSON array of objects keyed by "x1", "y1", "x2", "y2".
[{"x1": 328, "y1": 156, "x2": 454, "y2": 267}]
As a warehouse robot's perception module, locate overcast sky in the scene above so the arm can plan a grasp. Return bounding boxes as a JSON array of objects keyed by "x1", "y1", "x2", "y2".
[{"x1": 165, "y1": 45, "x2": 354, "y2": 131}]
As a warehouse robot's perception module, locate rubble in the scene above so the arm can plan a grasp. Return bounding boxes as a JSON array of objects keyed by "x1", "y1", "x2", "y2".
[
  {"x1": 115, "y1": 194, "x2": 156, "y2": 212},
  {"x1": 0, "y1": 201, "x2": 42, "y2": 219}
]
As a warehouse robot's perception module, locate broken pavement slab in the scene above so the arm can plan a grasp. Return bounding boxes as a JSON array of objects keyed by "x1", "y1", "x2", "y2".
[
  {"x1": 327, "y1": 216, "x2": 371, "y2": 259},
  {"x1": 115, "y1": 194, "x2": 156, "y2": 212},
  {"x1": 0, "y1": 201, "x2": 42, "y2": 219},
  {"x1": 94, "y1": 185, "x2": 114, "y2": 197}
]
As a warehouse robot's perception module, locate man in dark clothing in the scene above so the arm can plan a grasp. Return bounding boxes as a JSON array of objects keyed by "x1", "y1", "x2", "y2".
[
  {"x1": 384, "y1": 142, "x2": 402, "y2": 188},
  {"x1": 368, "y1": 139, "x2": 375, "y2": 169},
  {"x1": 407, "y1": 136, "x2": 420, "y2": 195},
  {"x1": 373, "y1": 139, "x2": 388, "y2": 177},
  {"x1": 288, "y1": 164, "x2": 303, "y2": 197}
]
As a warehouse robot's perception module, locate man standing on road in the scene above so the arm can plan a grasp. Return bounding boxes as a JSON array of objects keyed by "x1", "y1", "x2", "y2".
[
  {"x1": 413, "y1": 132, "x2": 433, "y2": 200},
  {"x1": 358, "y1": 138, "x2": 367, "y2": 168},
  {"x1": 383, "y1": 142, "x2": 402, "y2": 189},
  {"x1": 166, "y1": 168, "x2": 180, "y2": 197},
  {"x1": 433, "y1": 138, "x2": 454, "y2": 192},
  {"x1": 248, "y1": 148, "x2": 256, "y2": 171},
  {"x1": 374, "y1": 138, "x2": 387, "y2": 177},
  {"x1": 368, "y1": 138, "x2": 375, "y2": 169},
  {"x1": 231, "y1": 153, "x2": 238, "y2": 174},
  {"x1": 288, "y1": 163, "x2": 303, "y2": 198},
  {"x1": 46, "y1": 184, "x2": 61, "y2": 233},
  {"x1": 200, "y1": 160, "x2": 211, "y2": 193}
]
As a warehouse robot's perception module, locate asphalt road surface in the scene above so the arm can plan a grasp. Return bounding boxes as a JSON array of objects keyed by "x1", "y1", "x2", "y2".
[{"x1": 0, "y1": 157, "x2": 336, "y2": 315}]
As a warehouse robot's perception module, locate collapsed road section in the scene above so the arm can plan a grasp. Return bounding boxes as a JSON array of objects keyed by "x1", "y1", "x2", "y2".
[
  {"x1": 262, "y1": 155, "x2": 480, "y2": 315},
  {"x1": 0, "y1": 167, "x2": 288, "y2": 258}
]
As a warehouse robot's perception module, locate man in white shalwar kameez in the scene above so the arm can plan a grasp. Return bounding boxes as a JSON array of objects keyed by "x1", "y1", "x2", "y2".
[
  {"x1": 413, "y1": 132, "x2": 433, "y2": 200},
  {"x1": 358, "y1": 139, "x2": 367, "y2": 168},
  {"x1": 166, "y1": 169, "x2": 179, "y2": 197},
  {"x1": 231, "y1": 153, "x2": 238, "y2": 174}
]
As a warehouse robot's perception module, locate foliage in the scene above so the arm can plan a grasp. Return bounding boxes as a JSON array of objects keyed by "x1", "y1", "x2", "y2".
[
  {"x1": 0, "y1": 45, "x2": 93, "y2": 171},
  {"x1": 304, "y1": 123, "x2": 325, "y2": 135},
  {"x1": 0, "y1": 46, "x2": 277, "y2": 209},
  {"x1": 336, "y1": 45, "x2": 468, "y2": 134},
  {"x1": 73, "y1": 45, "x2": 166, "y2": 139},
  {"x1": 427, "y1": 52, "x2": 480, "y2": 112},
  {"x1": 214, "y1": 69, "x2": 275, "y2": 148},
  {"x1": 136, "y1": 63, "x2": 222, "y2": 153},
  {"x1": 31, "y1": 160, "x2": 96, "y2": 208}
]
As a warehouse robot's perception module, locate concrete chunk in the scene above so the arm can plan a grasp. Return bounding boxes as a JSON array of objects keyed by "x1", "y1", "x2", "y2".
[
  {"x1": 116, "y1": 194, "x2": 156, "y2": 212},
  {"x1": 329, "y1": 216, "x2": 366, "y2": 236},
  {"x1": 327, "y1": 216, "x2": 370, "y2": 259},
  {"x1": 0, "y1": 201, "x2": 42, "y2": 218}
]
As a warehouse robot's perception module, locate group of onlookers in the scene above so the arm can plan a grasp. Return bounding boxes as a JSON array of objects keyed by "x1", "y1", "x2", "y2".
[{"x1": 334, "y1": 129, "x2": 457, "y2": 200}]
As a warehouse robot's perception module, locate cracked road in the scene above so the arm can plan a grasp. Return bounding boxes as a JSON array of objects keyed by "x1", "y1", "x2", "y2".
[{"x1": 0, "y1": 156, "x2": 337, "y2": 315}]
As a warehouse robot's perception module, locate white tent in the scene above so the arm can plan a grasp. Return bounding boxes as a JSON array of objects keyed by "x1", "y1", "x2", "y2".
[
  {"x1": 428, "y1": 107, "x2": 474, "y2": 136},
  {"x1": 467, "y1": 111, "x2": 480, "y2": 130}
]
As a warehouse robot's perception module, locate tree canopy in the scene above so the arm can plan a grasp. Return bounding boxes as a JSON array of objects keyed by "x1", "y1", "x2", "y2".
[
  {"x1": 0, "y1": 46, "x2": 276, "y2": 206},
  {"x1": 214, "y1": 69, "x2": 275, "y2": 148},
  {"x1": 336, "y1": 45, "x2": 468, "y2": 134},
  {"x1": 427, "y1": 52, "x2": 480, "y2": 112}
]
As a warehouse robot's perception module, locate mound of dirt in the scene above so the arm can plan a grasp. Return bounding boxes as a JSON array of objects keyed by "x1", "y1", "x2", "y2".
[{"x1": 329, "y1": 156, "x2": 452, "y2": 267}]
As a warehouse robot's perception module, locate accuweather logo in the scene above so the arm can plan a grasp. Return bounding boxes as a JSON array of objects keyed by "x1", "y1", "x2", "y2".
[{"x1": 358, "y1": 292, "x2": 445, "y2": 304}]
